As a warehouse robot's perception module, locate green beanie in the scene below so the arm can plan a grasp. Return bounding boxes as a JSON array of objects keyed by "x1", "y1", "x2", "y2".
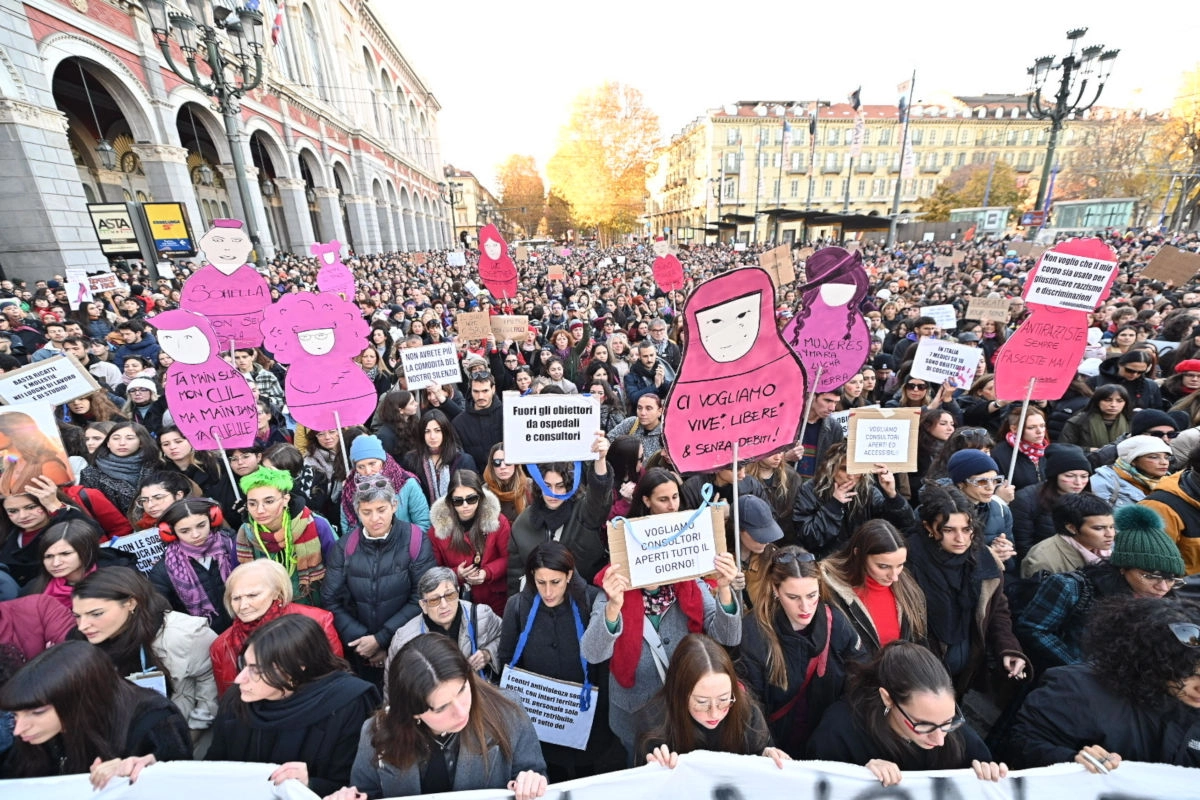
[
  {"x1": 1110, "y1": 505, "x2": 1186, "y2": 576},
  {"x1": 239, "y1": 466, "x2": 294, "y2": 495}
]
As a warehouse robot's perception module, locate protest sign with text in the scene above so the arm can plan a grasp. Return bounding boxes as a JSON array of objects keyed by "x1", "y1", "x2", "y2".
[
  {"x1": 490, "y1": 314, "x2": 530, "y2": 343},
  {"x1": 965, "y1": 296, "x2": 1012, "y2": 322},
  {"x1": 103, "y1": 529, "x2": 166, "y2": 573},
  {"x1": 456, "y1": 311, "x2": 492, "y2": 341},
  {"x1": 847, "y1": 407, "x2": 920, "y2": 474},
  {"x1": 502, "y1": 392, "x2": 600, "y2": 464},
  {"x1": 608, "y1": 506, "x2": 726, "y2": 590},
  {"x1": 499, "y1": 666, "x2": 597, "y2": 749},
  {"x1": 1024, "y1": 248, "x2": 1116, "y2": 311},
  {"x1": 910, "y1": 338, "x2": 983, "y2": 388},
  {"x1": 920, "y1": 304, "x2": 958, "y2": 331},
  {"x1": 400, "y1": 343, "x2": 462, "y2": 388},
  {"x1": 0, "y1": 355, "x2": 99, "y2": 406}
]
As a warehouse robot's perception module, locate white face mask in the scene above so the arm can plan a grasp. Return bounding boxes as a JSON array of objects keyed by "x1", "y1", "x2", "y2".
[
  {"x1": 819, "y1": 283, "x2": 855, "y2": 307},
  {"x1": 696, "y1": 293, "x2": 760, "y2": 364}
]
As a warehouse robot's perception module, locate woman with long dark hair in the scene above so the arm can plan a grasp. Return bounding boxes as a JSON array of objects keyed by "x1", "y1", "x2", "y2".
[
  {"x1": 149, "y1": 498, "x2": 238, "y2": 633},
  {"x1": 735, "y1": 544, "x2": 861, "y2": 757},
  {"x1": 0, "y1": 476, "x2": 100, "y2": 587},
  {"x1": 26, "y1": 517, "x2": 107, "y2": 606},
  {"x1": 1061, "y1": 384, "x2": 1132, "y2": 451},
  {"x1": 916, "y1": 408, "x2": 956, "y2": 489},
  {"x1": 634, "y1": 633, "x2": 787, "y2": 769},
  {"x1": 0, "y1": 640, "x2": 191, "y2": 780},
  {"x1": 78, "y1": 421, "x2": 165, "y2": 514},
  {"x1": 483, "y1": 441, "x2": 531, "y2": 523},
  {"x1": 71, "y1": 566, "x2": 219, "y2": 735},
  {"x1": 990, "y1": 405, "x2": 1049, "y2": 490},
  {"x1": 822, "y1": 520, "x2": 927, "y2": 655},
  {"x1": 159, "y1": 427, "x2": 237, "y2": 525},
  {"x1": 402, "y1": 409, "x2": 477, "y2": 504},
  {"x1": 809, "y1": 641, "x2": 1006, "y2": 786},
  {"x1": 337, "y1": 633, "x2": 546, "y2": 799},
  {"x1": 1010, "y1": 443, "x2": 1093, "y2": 559},
  {"x1": 428, "y1": 470, "x2": 510, "y2": 617},
  {"x1": 205, "y1": 615, "x2": 380, "y2": 794}
]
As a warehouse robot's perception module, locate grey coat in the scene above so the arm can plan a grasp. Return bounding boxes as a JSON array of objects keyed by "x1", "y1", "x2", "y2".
[
  {"x1": 383, "y1": 600, "x2": 502, "y2": 695},
  {"x1": 348, "y1": 698, "x2": 546, "y2": 798},
  {"x1": 579, "y1": 579, "x2": 741, "y2": 752}
]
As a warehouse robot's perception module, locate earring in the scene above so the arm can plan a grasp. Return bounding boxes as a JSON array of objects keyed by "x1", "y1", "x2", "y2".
[{"x1": 882, "y1": 704, "x2": 891, "y2": 716}]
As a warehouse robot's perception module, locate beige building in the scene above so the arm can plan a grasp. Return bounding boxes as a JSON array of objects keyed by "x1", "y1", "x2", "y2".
[
  {"x1": 646, "y1": 95, "x2": 1113, "y2": 245},
  {"x1": 444, "y1": 165, "x2": 509, "y2": 248}
]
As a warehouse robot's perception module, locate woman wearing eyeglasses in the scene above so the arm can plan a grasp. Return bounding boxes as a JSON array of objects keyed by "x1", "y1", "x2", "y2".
[
  {"x1": 206, "y1": 614, "x2": 380, "y2": 795},
  {"x1": 736, "y1": 544, "x2": 862, "y2": 757},
  {"x1": 1089, "y1": 434, "x2": 1174, "y2": 509},
  {"x1": 1061, "y1": 384, "x2": 1132, "y2": 452},
  {"x1": 1015, "y1": 504, "x2": 1186, "y2": 671},
  {"x1": 428, "y1": 470, "x2": 510, "y2": 618},
  {"x1": 904, "y1": 488, "x2": 1027, "y2": 697},
  {"x1": 808, "y1": 641, "x2": 1006, "y2": 786},
  {"x1": 884, "y1": 374, "x2": 962, "y2": 422},
  {"x1": 947, "y1": 450, "x2": 1016, "y2": 571},
  {"x1": 324, "y1": 475, "x2": 437, "y2": 684},
  {"x1": 1009, "y1": 595, "x2": 1200, "y2": 772},
  {"x1": 633, "y1": 633, "x2": 786, "y2": 769}
]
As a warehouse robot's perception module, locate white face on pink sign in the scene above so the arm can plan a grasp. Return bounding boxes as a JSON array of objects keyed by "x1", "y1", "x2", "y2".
[
  {"x1": 483, "y1": 238, "x2": 502, "y2": 260},
  {"x1": 695, "y1": 292, "x2": 760, "y2": 363},
  {"x1": 199, "y1": 225, "x2": 253, "y2": 275},
  {"x1": 157, "y1": 326, "x2": 211, "y2": 365}
]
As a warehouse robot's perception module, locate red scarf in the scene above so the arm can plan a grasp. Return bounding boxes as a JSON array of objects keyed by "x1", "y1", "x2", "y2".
[
  {"x1": 224, "y1": 598, "x2": 288, "y2": 663},
  {"x1": 43, "y1": 566, "x2": 96, "y2": 610},
  {"x1": 1006, "y1": 430, "x2": 1047, "y2": 464},
  {"x1": 597, "y1": 566, "x2": 706, "y2": 688}
]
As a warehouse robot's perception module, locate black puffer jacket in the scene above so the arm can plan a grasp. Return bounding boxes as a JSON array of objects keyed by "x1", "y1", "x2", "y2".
[
  {"x1": 1009, "y1": 483, "x2": 1057, "y2": 560},
  {"x1": 1007, "y1": 663, "x2": 1200, "y2": 769},
  {"x1": 792, "y1": 483, "x2": 917, "y2": 560},
  {"x1": 451, "y1": 396, "x2": 504, "y2": 470},
  {"x1": 1089, "y1": 356, "x2": 1164, "y2": 410},
  {"x1": 323, "y1": 517, "x2": 437, "y2": 650}
]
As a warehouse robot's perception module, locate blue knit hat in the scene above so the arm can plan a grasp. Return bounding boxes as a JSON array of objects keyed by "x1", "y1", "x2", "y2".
[
  {"x1": 350, "y1": 434, "x2": 386, "y2": 464},
  {"x1": 947, "y1": 449, "x2": 999, "y2": 485}
]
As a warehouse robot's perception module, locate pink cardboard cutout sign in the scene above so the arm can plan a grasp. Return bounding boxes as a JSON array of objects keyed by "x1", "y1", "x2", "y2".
[
  {"x1": 180, "y1": 219, "x2": 271, "y2": 352},
  {"x1": 651, "y1": 237, "x2": 686, "y2": 291},
  {"x1": 260, "y1": 292, "x2": 375, "y2": 431},
  {"x1": 477, "y1": 224, "x2": 518, "y2": 300},
  {"x1": 312, "y1": 240, "x2": 356, "y2": 301},
  {"x1": 782, "y1": 246, "x2": 871, "y2": 392},
  {"x1": 149, "y1": 309, "x2": 257, "y2": 449},
  {"x1": 993, "y1": 238, "x2": 1118, "y2": 401},
  {"x1": 663, "y1": 267, "x2": 807, "y2": 473}
]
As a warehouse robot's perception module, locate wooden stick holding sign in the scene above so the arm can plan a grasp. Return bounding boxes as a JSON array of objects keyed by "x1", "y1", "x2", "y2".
[
  {"x1": 212, "y1": 432, "x2": 241, "y2": 500},
  {"x1": 607, "y1": 506, "x2": 728, "y2": 590},
  {"x1": 1006, "y1": 378, "x2": 1038, "y2": 487},
  {"x1": 731, "y1": 441, "x2": 742, "y2": 570},
  {"x1": 334, "y1": 410, "x2": 350, "y2": 477},
  {"x1": 793, "y1": 365, "x2": 824, "y2": 463}
]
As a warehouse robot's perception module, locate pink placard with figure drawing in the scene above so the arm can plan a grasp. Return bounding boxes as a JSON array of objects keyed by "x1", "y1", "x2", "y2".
[
  {"x1": 180, "y1": 219, "x2": 271, "y2": 351},
  {"x1": 477, "y1": 224, "x2": 519, "y2": 300},
  {"x1": 312, "y1": 240, "x2": 356, "y2": 301},
  {"x1": 782, "y1": 246, "x2": 870, "y2": 393}
]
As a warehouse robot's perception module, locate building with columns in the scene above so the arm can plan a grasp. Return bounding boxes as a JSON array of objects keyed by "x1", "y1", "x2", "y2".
[
  {"x1": 444, "y1": 165, "x2": 506, "y2": 248},
  {"x1": 0, "y1": 0, "x2": 449, "y2": 284}
]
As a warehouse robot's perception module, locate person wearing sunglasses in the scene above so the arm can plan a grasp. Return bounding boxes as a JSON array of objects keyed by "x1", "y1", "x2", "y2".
[
  {"x1": 324, "y1": 475, "x2": 437, "y2": 685},
  {"x1": 1009, "y1": 595, "x2": 1200, "y2": 771},
  {"x1": 948, "y1": 450, "x2": 1016, "y2": 571},
  {"x1": 1016, "y1": 504, "x2": 1187, "y2": 671},
  {"x1": 1089, "y1": 350, "x2": 1162, "y2": 412},
  {"x1": 1089, "y1": 434, "x2": 1173, "y2": 510},
  {"x1": 736, "y1": 544, "x2": 861, "y2": 758},
  {"x1": 428, "y1": 470, "x2": 510, "y2": 618},
  {"x1": 809, "y1": 641, "x2": 1006, "y2": 786}
]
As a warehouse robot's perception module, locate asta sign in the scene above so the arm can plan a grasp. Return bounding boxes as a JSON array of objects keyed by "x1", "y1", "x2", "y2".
[{"x1": 87, "y1": 203, "x2": 142, "y2": 258}]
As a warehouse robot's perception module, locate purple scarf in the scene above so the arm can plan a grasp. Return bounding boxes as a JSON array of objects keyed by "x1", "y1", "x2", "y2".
[{"x1": 164, "y1": 533, "x2": 235, "y2": 620}]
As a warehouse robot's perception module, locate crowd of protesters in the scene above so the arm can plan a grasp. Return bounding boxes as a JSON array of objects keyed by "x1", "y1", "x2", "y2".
[{"x1": 1, "y1": 227, "x2": 1200, "y2": 796}]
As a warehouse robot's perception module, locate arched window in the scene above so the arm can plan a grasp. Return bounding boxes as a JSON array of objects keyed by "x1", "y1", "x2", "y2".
[
  {"x1": 363, "y1": 50, "x2": 380, "y2": 133},
  {"x1": 302, "y1": 5, "x2": 328, "y2": 101}
]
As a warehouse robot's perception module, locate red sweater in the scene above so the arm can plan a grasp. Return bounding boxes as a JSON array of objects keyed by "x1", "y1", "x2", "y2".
[{"x1": 854, "y1": 576, "x2": 901, "y2": 648}]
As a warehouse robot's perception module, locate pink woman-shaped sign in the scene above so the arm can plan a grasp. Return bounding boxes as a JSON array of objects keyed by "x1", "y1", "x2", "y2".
[
  {"x1": 663, "y1": 267, "x2": 807, "y2": 473},
  {"x1": 149, "y1": 309, "x2": 257, "y2": 449},
  {"x1": 651, "y1": 237, "x2": 686, "y2": 291},
  {"x1": 312, "y1": 239, "x2": 356, "y2": 301},
  {"x1": 180, "y1": 219, "x2": 271, "y2": 351},
  {"x1": 260, "y1": 292, "x2": 375, "y2": 431},
  {"x1": 477, "y1": 224, "x2": 519, "y2": 300},
  {"x1": 782, "y1": 246, "x2": 871, "y2": 393},
  {"x1": 993, "y1": 238, "x2": 1118, "y2": 401}
]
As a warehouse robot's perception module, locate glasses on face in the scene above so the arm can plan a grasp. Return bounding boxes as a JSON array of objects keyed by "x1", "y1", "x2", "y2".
[
  {"x1": 1140, "y1": 572, "x2": 1187, "y2": 589},
  {"x1": 773, "y1": 550, "x2": 816, "y2": 565},
  {"x1": 906, "y1": 382, "x2": 927, "y2": 391},
  {"x1": 1121, "y1": 365, "x2": 1149, "y2": 376},
  {"x1": 894, "y1": 702, "x2": 965, "y2": 734},
  {"x1": 355, "y1": 475, "x2": 390, "y2": 491},
  {"x1": 422, "y1": 589, "x2": 459, "y2": 607},
  {"x1": 136, "y1": 493, "x2": 173, "y2": 507},
  {"x1": 690, "y1": 695, "x2": 735, "y2": 712},
  {"x1": 491, "y1": 458, "x2": 507, "y2": 468},
  {"x1": 1169, "y1": 622, "x2": 1200, "y2": 647},
  {"x1": 451, "y1": 493, "x2": 480, "y2": 508},
  {"x1": 1145, "y1": 429, "x2": 1180, "y2": 441},
  {"x1": 236, "y1": 657, "x2": 264, "y2": 680},
  {"x1": 964, "y1": 476, "x2": 1004, "y2": 487}
]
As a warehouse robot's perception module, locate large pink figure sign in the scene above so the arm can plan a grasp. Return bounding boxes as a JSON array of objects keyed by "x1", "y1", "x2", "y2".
[
  {"x1": 477, "y1": 224, "x2": 518, "y2": 300},
  {"x1": 180, "y1": 219, "x2": 271, "y2": 352},
  {"x1": 782, "y1": 246, "x2": 870, "y2": 392},
  {"x1": 663, "y1": 267, "x2": 807, "y2": 473},
  {"x1": 260, "y1": 292, "x2": 375, "y2": 431},
  {"x1": 149, "y1": 309, "x2": 256, "y2": 449},
  {"x1": 651, "y1": 237, "x2": 686, "y2": 291},
  {"x1": 312, "y1": 240, "x2": 356, "y2": 301},
  {"x1": 993, "y1": 238, "x2": 1118, "y2": 401}
]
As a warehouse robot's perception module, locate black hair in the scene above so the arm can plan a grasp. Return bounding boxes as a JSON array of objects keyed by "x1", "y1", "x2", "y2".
[
  {"x1": 1083, "y1": 596, "x2": 1200, "y2": 707},
  {"x1": 1051, "y1": 492, "x2": 1114, "y2": 536}
]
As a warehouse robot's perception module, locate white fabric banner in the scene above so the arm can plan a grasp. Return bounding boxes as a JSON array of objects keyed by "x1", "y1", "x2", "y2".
[{"x1": 7, "y1": 753, "x2": 1196, "y2": 799}]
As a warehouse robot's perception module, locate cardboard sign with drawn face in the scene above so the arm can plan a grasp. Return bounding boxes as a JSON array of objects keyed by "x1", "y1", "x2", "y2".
[
  {"x1": 651, "y1": 237, "x2": 686, "y2": 292},
  {"x1": 664, "y1": 268, "x2": 807, "y2": 473},
  {"x1": 149, "y1": 309, "x2": 257, "y2": 449},
  {"x1": 477, "y1": 224, "x2": 518, "y2": 300},
  {"x1": 782, "y1": 246, "x2": 870, "y2": 392},
  {"x1": 312, "y1": 240, "x2": 356, "y2": 301},
  {"x1": 180, "y1": 219, "x2": 271, "y2": 351}
]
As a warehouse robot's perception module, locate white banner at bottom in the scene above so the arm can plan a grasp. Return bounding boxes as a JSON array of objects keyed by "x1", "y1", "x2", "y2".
[{"x1": 4, "y1": 752, "x2": 1195, "y2": 800}]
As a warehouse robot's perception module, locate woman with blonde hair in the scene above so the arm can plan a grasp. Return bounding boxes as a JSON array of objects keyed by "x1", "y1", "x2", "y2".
[{"x1": 736, "y1": 544, "x2": 862, "y2": 757}]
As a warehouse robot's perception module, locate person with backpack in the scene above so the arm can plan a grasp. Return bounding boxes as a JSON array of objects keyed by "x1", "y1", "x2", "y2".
[{"x1": 323, "y1": 475, "x2": 436, "y2": 686}]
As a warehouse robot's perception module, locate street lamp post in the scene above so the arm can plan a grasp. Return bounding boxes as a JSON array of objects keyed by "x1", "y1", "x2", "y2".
[
  {"x1": 142, "y1": 0, "x2": 266, "y2": 266},
  {"x1": 1026, "y1": 28, "x2": 1118, "y2": 227},
  {"x1": 709, "y1": 176, "x2": 722, "y2": 244},
  {"x1": 438, "y1": 181, "x2": 461, "y2": 249}
]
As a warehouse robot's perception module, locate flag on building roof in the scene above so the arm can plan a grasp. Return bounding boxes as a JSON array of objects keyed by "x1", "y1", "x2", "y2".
[
  {"x1": 848, "y1": 87, "x2": 861, "y2": 111},
  {"x1": 898, "y1": 79, "x2": 912, "y2": 125},
  {"x1": 782, "y1": 119, "x2": 792, "y2": 161},
  {"x1": 271, "y1": 0, "x2": 285, "y2": 45}
]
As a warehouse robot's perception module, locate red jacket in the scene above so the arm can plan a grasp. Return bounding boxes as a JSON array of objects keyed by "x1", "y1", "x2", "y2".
[
  {"x1": 209, "y1": 602, "x2": 344, "y2": 695},
  {"x1": 428, "y1": 492, "x2": 511, "y2": 619},
  {"x1": 0, "y1": 594, "x2": 74, "y2": 660},
  {"x1": 63, "y1": 485, "x2": 133, "y2": 540}
]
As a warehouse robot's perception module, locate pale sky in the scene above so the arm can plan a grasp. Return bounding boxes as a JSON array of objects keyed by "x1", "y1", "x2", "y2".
[{"x1": 378, "y1": 0, "x2": 1198, "y2": 194}]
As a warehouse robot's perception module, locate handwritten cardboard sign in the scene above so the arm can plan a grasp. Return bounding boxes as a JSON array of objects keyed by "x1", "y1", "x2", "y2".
[
  {"x1": 502, "y1": 392, "x2": 601, "y2": 464},
  {"x1": 547, "y1": 263, "x2": 566, "y2": 281},
  {"x1": 87, "y1": 272, "x2": 119, "y2": 293},
  {"x1": 607, "y1": 506, "x2": 727, "y2": 590},
  {"x1": 490, "y1": 315, "x2": 530, "y2": 343},
  {"x1": 965, "y1": 296, "x2": 1012, "y2": 322},
  {"x1": 910, "y1": 338, "x2": 983, "y2": 388},
  {"x1": 664, "y1": 268, "x2": 806, "y2": 472},
  {"x1": 1013, "y1": 241, "x2": 1047, "y2": 259},
  {"x1": 0, "y1": 354, "x2": 99, "y2": 406},
  {"x1": 1141, "y1": 245, "x2": 1200, "y2": 285},
  {"x1": 456, "y1": 311, "x2": 492, "y2": 341},
  {"x1": 400, "y1": 342, "x2": 461, "y2": 389},
  {"x1": 759, "y1": 245, "x2": 796, "y2": 287},
  {"x1": 514, "y1": 245, "x2": 529, "y2": 262},
  {"x1": 933, "y1": 255, "x2": 953, "y2": 268},
  {"x1": 920, "y1": 304, "x2": 958, "y2": 331},
  {"x1": 796, "y1": 247, "x2": 815, "y2": 263},
  {"x1": 1025, "y1": 249, "x2": 1117, "y2": 311},
  {"x1": 846, "y1": 407, "x2": 920, "y2": 475},
  {"x1": 499, "y1": 666, "x2": 597, "y2": 749}
]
